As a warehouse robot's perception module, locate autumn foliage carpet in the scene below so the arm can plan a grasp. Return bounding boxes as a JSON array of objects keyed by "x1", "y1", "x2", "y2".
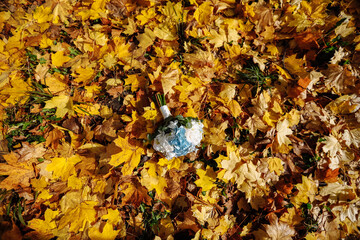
[{"x1": 1, "y1": 0, "x2": 360, "y2": 239}]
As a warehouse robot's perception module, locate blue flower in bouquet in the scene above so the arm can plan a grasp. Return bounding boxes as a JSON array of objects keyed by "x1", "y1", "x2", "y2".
[
  {"x1": 169, "y1": 126, "x2": 192, "y2": 157},
  {"x1": 153, "y1": 119, "x2": 204, "y2": 159}
]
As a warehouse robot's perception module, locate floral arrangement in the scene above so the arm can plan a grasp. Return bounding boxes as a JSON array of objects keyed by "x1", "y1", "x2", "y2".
[{"x1": 151, "y1": 94, "x2": 204, "y2": 159}]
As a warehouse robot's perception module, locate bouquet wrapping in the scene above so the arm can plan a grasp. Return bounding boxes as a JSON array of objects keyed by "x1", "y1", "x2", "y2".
[{"x1": 152, "y1": 97, "x2": 203, "y2": 159}]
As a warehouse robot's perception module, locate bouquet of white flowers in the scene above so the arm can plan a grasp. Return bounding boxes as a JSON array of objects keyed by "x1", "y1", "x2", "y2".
[{"x1": 151, "y1": 94, "x2": 204, "y2": 160}]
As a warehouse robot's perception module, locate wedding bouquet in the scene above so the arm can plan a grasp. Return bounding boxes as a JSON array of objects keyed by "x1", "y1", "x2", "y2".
[{"x1": 151, "y1": 94, "x2": 203, "y2": 160}]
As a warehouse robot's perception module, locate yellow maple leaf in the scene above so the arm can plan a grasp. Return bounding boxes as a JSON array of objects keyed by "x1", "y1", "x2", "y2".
[
  {"x1": 267, "y1": 44, "x2": 280, "y2": 56},
  {"x1": 52, "y1": 0, "x2": 72, "y2": 24},
  {"x1": 46, "y1": 155, "x2": 82, "y2": 181},
  {"x1": 194, "y1": 167, "x2": 217, "y2": 192},
  {"x1": 267, "y1": 157, "x2": 284, "y2": 175},
  {"x1": 154, "y1": 23, "x2": 178, "y2": 41},
  {"x1": 33, "y1": 5, "x2": 53, "y2": 23},
  {"x1": 101, "y1": 52, "x2": 118, "y2": 69},
  {"x1": 113, "y1": 39, "x2": 131, "y2": 63},
  {"x1": 58, "y1": 201, "x2": 97, "y2": 233},
  {"x1": 161, "y1": 62, "x2": 180, "y2": 95},
  {"x1": 68, "y1": 175, "x2": 83, "y2": 190},
  {"x1": 142, "y1": 102, "x2": 159, "y2": 121},
  {"x1": 84, "y1": 85, "x2": 101, "y2": 99},
  {"x1": 45, "y1": 73, "x2": 68, "y2": 94},
  {"x1": 109, "y1": 136, "x2": 144, "y2": 175},
  {"x1": 75, "y1": 103, "x2": 100, "y2": 116},
  {"x1": 30, "y1": 176, "x2": 48, "y2": 191},
  {"x1": 102, "y1": 209, "x2": 120, "y2": 224},
  {"x1": 158, "y1": 157, "x2": 181, "y2": 170},
  {"x1": 44, "y1": 95, "x2": 74, "y2": 118},
  {"x1": 136, "y1": 8, "x2": 156, "y2": 25},
  {"x1": 124, "y1": 74, "x2": 145, "y2": 92},
  {"x1": 194, "y1": 2, "x2": 213, "y2": 25},
  {"x1": 263, "y1": 111, "x2": 278, "y2": 127},
  {"x1": 51, "y1": 51, "x2": 71, "y2": 67},
  {"x1": 72, "y1": 67, "x2": 95, "y2": 84},
  {"x1": 288, "y1": 12, "x2": 312, "y2": 32},
  {"x1": 0, "y1": 72, "x2": 30, "y2": 106},
  {"x1": 137, "y1": 28, "x2": 156, "y2": 49},
  {"x1": 284, "y1": 54, "x2": 307, "y2": 78},
  {"x1": 89, "y1": 222, "x2": 120, "y2": 240},
  {"x1": 280, "y1": 207, "x2": 303, "y2": 226},
  {"x1": 0, "y1": 11, "x2": 10, "y2": 32},
  {"x1": 28, "y1": 208, "x2": 59, "y2": 237},
  {"x1": 140, "y1": 161, "x2": 167, "y2": 195},
  {"x1": 37, "y1": 189, "x2": 53, "y2": 200},
  {"x1": 292, "y1": 175, "x2": 317, "y2": 207}
]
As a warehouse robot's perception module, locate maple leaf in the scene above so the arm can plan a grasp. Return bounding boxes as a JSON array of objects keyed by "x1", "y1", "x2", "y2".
[
  {"x1": 1, "y1": 72, "x2": 30, "y2": 106},
  {"x1": 154, "y1": 23, "x2": 178, "y2": 41},
  {"x1": 292, "y1": 175, "x2": 317, "y2": 207},
  {"x1": 343, "y1": 128, "x2": 360, "y2": 148},
  {"x1": 46, "y1": 155, "x2": 82, "y2": 181},
  {"x1": 45, "y1": 73, "x2": 68, "y2": 94},
  {"x1": 245, "y1": 115, "x2": 268, "y2": 136},
  {"x1": 88, "y1": 222, "x2": 121, "y2": 240},
  {"x1": 72, "y1": 67, "x2": 95, "y2": 84},
  {"x1": 15, "y1": 142, "x2": 46, "y2": 162},
  {"x1": 28, "y1": 209, "x2": 59, "y2": 238},
  {"x1": 120, "y1": 182, "x2": 151, "y2": 207},
  {"x1": 51, "y1": 51, "x2": 71, "y2": 67},
  {"x1": 276, "y1": 119, "x2": 293, "y2": 146},
  {"x1": 264, "y1": 213, "x2": 296, "y2": 240},
  {"x1": 109, "y1": 136, "x2": 144, "y2": 175},
  {"x1": 141, "y1": 161, "x2": 169, "y2": 196},
  {"x1": 44, "y1": 95, "x2": 74, "y2": 118},
  {"x1": 284, "y1": 54, "x2": 307, "y2": 78},
  {"x1": 136, "y1": 8, "x2": 156, "y2": 25},
  {"x1": 267, "y1": 157, "x2": 284, "y2": 175},
  {"x1": 194, "y1": 167, "x2": 217, "y2": 192},
  {"x1": 335, "y1": 20, "x2": 356, "y2": 38},
  {"x1": 322, "y1": 134, "x2": 341, "y2": 157},
  {"x1": 326, "y1": 94, "x2": 360, "y2": 115},
  {"x1": 323, "y1": 64, "x2": 356, "y2": 94},
  {"x1": 33, "y1": 6, "x2": 53, "y2": 23},
  {"x1": 0, "y1": 153, "x2": 35, "y2": 190},
  {"x1": 124, "y1": 74, "x2": 146, "y2": 92},
  {"x1": 194, "y1": 1, "x2": 213, "y2": 25},
  {"x1": 58, "y1": 201, "x2": 97, "y2": 233},
  {"x1": 52, "y1": 0, "x2": 72, "y2": 24},
  {"x1": 161, "y1": 62, "x2": 180, "y2": 95},
  {"x1": 137, "y1": 28, "x2": 156, "y2": 49}
]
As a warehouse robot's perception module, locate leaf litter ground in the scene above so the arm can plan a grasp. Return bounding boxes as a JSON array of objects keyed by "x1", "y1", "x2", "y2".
[{"x1": 0, "y1": 0, "x2": 360, "y2": 239}]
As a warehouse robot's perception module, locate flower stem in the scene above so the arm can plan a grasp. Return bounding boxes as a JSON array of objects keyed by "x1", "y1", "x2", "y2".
[{"x1": 155, "y1": 93, "x2": 166, "y2": 107}]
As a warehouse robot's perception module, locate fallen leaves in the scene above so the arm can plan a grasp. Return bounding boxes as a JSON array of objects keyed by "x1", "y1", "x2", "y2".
[{"x1": 1, "y1": 0, "x2": 360, "y2": 239}]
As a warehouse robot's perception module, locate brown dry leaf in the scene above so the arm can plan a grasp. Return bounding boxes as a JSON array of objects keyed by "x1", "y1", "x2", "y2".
[
  {"x1": 294, "y1": 30, "x2": 321, "y2": 50},
  {"x1": 120, "y1": 181, "x2": 151, "y2": 207},
  {"x1": 323, "y1": 64, "x2": 356, "y2": 94},
  {"x1": 45, "y1": 128, "x2": 65, "y2": 149},
  {"x1": 94, "y1": 117, "x2": 120, "y2": 141},
  {"x1": 15, "y1": 142, "x2": 46, "y2": 162},
  {"x1": 0, "y1": 153, "x2": 35, "y2": 190},
  {"x1": 284, "y1": 54, "x2": 308, "y2": 78}
]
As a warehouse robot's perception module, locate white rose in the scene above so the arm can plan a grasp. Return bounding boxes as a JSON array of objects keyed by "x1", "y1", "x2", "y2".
[{"x1": 185, "y1": 120, "x2": 203, "y2": 146}]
